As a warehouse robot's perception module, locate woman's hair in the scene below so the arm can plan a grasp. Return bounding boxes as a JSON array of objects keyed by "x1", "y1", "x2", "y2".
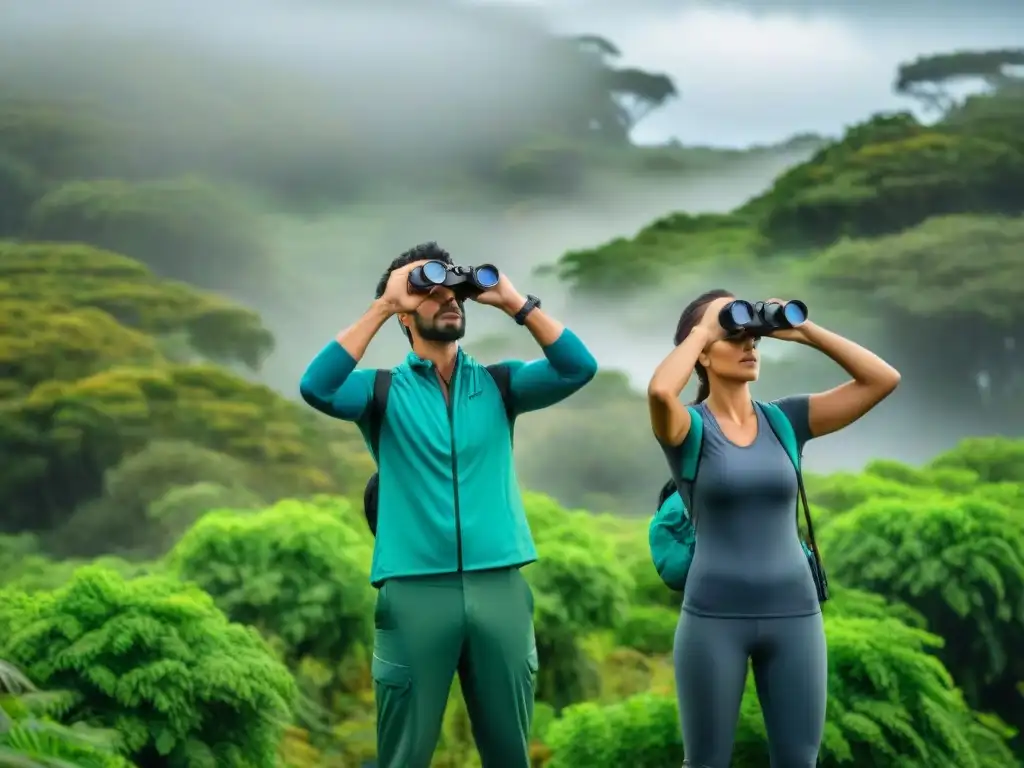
[{"x1": 673, "y1": 289, "x2": 733, "y2": 404}]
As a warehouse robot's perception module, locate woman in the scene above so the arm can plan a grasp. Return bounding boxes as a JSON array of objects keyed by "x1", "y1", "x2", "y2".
[{"x1": 647, "y1": 289, "x2": 900, "y2": 768}]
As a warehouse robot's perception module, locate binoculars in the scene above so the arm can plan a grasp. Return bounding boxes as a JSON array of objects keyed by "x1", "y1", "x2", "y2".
[
  {"x1": 408, "y1": 260, "x2": 500, "y2": 299},
  {"x1": 719, "y1": 299, "x2": 808, "y2": 337}
]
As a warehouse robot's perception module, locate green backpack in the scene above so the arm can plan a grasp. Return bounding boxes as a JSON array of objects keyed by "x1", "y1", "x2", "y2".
[{"x1": 648, "y1": 401, "x2": 829, "y2": 602}]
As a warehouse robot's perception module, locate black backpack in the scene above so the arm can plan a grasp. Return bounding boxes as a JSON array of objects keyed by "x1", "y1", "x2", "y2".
[{"x1": 361, "y1": 364, "x2": 515, "y2": 536}]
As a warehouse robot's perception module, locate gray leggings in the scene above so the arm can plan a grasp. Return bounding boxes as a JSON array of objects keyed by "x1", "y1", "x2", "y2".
[{"x1": 674, "y1": 611, "x2": 827, "y2": 768}]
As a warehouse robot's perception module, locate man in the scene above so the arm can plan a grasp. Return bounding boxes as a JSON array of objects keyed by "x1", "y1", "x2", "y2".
[{"x1": 298, "y1": 242, "x2": 597, "y2": 768}]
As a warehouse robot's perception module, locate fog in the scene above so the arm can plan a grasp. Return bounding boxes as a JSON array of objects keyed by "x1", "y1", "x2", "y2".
[{"x1": 0, "y1": 0, "x2": 999, "y2": 474}]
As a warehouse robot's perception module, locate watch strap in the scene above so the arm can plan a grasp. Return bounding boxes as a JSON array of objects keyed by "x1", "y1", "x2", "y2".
[{"x1": 514, "y1": 295, "x2": 541, "y2": 326}]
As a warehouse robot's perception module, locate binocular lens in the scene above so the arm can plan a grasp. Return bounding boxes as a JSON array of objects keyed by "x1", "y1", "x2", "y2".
[
  {"x1": 783, "y1": 301, "x2": 807, "y2": 327},
  {"x1": 421, "y1": 260, "x2": 448, "y2": 285},
  {"x1": 724, "y1": 301, "x2": 754, "y2": 327},
  {"x1": 475, "y1": 265, "x2": 499, "y2": 289}
]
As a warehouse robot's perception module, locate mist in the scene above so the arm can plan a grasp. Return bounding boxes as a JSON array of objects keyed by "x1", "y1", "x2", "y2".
[{"x1": 0, "y1": 0, "x2": 985, "y2": 475}]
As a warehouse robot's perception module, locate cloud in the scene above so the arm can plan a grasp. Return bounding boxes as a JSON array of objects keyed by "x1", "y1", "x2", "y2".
[
  {"x1": 588, "y1": 5, "x2": 896, "y2": 144},
  {"x1": 480, "y1": 0, "x2": 1023, "y2": 146}
]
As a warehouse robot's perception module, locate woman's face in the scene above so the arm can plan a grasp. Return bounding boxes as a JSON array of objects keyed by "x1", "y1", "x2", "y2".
[{"x1": 704, "y1": 332, "x2": 761, "y2": 383}]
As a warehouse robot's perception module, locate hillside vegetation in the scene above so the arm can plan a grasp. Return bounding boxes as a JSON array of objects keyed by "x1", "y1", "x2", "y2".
[
  {"x1": 549, "y1": 62, "x2": 1024, "y2": 437},
  {"x1": 0, "y1": 27, "x2": 1022, "y2": 768}
]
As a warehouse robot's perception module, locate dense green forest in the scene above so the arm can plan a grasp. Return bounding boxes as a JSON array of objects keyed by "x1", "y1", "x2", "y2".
[{"x1": 1, "y1": 7, "x2": 1023, "y2": 764}]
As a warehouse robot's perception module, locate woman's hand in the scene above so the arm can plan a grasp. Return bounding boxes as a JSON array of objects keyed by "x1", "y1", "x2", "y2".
[{"x1": 695, "y1": 296, "x2": 733, "y2": 346}]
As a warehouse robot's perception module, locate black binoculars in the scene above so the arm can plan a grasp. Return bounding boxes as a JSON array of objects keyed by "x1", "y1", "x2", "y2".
[
  {"x1": 719, "y1": 299, "x2": 808, "y2": 337},
  {"x1": 408, "y1": 260, "x2": 500, "y2": 298}
]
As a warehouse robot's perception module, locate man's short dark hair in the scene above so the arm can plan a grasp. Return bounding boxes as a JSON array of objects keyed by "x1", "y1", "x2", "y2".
[{"x1": 374, "y1": 241, "x2": 453, "y2": 300}]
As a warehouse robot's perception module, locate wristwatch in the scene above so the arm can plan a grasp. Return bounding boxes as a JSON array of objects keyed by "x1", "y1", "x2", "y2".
[{"x1": 514, "y1": 295, "x2": 541, "y2": 326}]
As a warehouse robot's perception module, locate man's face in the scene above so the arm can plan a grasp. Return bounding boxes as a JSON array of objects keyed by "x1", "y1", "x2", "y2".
[{"x1": 411, "y1": 286, "x2": 466, "y2": 342}]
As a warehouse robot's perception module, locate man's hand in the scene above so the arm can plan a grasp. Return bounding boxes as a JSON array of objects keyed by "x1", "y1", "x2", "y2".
[
  {"x1": 470, "y1": 273, "x2": 526, "y2": 316},
  {"x1": 379, "y1": 261, "x2": 430, "y2": 315}
]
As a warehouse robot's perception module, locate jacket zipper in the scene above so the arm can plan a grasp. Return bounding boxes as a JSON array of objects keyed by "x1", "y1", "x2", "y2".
[{"x1": 441, "y1": 363, "x2": 463, "y2": 571}]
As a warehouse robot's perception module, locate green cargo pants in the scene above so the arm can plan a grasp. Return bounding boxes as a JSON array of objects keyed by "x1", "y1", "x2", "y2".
[{"x1": 372, "y1": 566, "x2": 538, "y2": 768}]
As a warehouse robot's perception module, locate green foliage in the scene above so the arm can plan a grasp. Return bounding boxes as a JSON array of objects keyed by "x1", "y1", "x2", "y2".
[
  {"x1": 0, "y1": 300, "x2": 162, "y2": 394},
  {"x1": 0, "y1": 100, "x2": 134, "y2": 182},
  {"x1": 26, "y1": 177, "x2": 276, "y2": 298},
  {"x1": 521, "y1": 501, "x2": 633, "y2": 710},
  {"x1": 820, "y1": 490, "x2": 1024, "y2": 740},
  {"x1": 169, "y1": 499, "x2": 375, "y2": 666},
  {"x1": 613, "y1": 606, "x2": 677, "y2": 655},
  {"x1": 0, "y1": 241, "x2": 273, "y2": 371},
  {"x1": 0, "y1": 151, "x2": 41, "y2": 237},
  {"x1": 0, "y1": 533, "x2": 158, "y2": 595},
  {"x1": 547, "y1": 83, "x2": 1022, "y2": 301},
  {"x1": 50, "y1": 441, "x2": 266, "y2": 559},
  {"x1": 814, "y1": 617, "x2": 1014, "y2": 767},
  {"x1": 809, "y1": 214, "x2": 1024, "y2": 325},
  {"x1": 545, "y1": 693, "x2": 683, "y2": 767},
  {"x1": 0, "y1": 567, "x2": 296, "y2": 767},
  {"x1": 0, "y1": 658, "x2": 137, "y2": 768},
  {"x1": 548, "y1": 615, "x2": 1015, "y2": 768},
  {"x1": 758, "y1": 127, "x2": 1024, "y2": 248},
  {"x1": 552, "y1": 212, "x2": 762, "y2": 294},
  {"x1": 928, "y1": 437, "x2": 1024, "y2": 483},
  {"x1": 1, "y1": 363, "x2": 360, "y2": 534},
  {"x1": 807, "y1": 214, "x2": 1024, "y2": 413},
  {"x1": 0, "y1": 240, "x2": 371, "y2": 538}
]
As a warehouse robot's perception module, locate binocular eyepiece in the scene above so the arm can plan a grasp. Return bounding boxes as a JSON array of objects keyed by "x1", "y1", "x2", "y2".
[
  {"x1": 719, "y1": 299, "x2": 808, "y2": 337},
  {"x1": 408, "y1": 260, "x2": 500, "y2": 298}
]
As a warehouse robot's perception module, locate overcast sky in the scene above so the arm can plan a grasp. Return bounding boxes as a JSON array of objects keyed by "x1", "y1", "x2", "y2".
[{"x1": 480, "y1": 0, "x2": 1024, "y2": 146}]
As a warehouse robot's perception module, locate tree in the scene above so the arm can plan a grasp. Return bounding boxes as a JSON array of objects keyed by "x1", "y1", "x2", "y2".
[
  {"x1": 895, "y1": 49, "x2": 1024, "y2": 113},
  {"x1": 605, "y1": 68, "x2": 679, "y2": 129},
  {"x1": 0, "y1": 567, "x2": 296, "y2": 767},
  {"x1": 25, "y1": 177, "x2": 276, "y2": 302},
  {"x1": 0, "y1": 151, "x2": 40, "y2": 238},
  {"x1": 819, "y1": 490, "x2": 1024, "y2": 748},
  {"x1": 807, "y1": 214, "x2": 1024, "y2": 425},
  {"x1": 0, "y1": 100, "x2": 135, "y2": 183},
  {"x1": 568, "y1": 35, "x2": 678, "y2": 134},
  {"x1": 757, "y1": 128, "x2": 1024, "y2": 249},
  {"x1": 927, "y1": 436, "x2": 1024, "y2": 484},
  {"x1": 168, "y1": 499, "x2": 375, "y2": 667},
  {"x1": 0, "y1": 242, "x2": 274, "y2": 371},
  {"x1": 0, "y1": 300, "x2": 162, "y2": 393},
  {"x1": 49, "y1": 441, "x2": 266, "y2": 559},
  {"x1": 0, "y1": 363, "x2": 364, "y2": 534},
  {"x1": 552, "y1": 212, "x2": 763, "y2": 294}
]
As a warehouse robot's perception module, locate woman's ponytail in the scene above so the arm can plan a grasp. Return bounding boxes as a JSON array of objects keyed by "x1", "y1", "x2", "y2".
[{"x1": 693, "y1": 365, "x2": 710, "y2": 404}]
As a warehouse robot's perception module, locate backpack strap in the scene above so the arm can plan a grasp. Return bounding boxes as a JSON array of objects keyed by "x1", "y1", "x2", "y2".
[
  {"x1": 679, "y1": 405, "x2": 705, "y2": 482},
  {"x1": 756, "y1": 401, "x2": 824, "y2": 584},
  {"x1": 367, "y1": 369, "x2": 393, "y2": 460},
  {"x1": 485, "y1": 363, "x2": 516, "y2": 443},
  {"x1": 681, "y1": 405, "x2": 706, "y2": 522}
]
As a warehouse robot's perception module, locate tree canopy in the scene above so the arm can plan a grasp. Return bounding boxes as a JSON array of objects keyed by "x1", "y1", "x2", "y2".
[
  {"x1": 0, "y1": 241, "x2": 371, "y2": 536},
  {"x1": 0, "y1": 567, "x2": 296, "y2": 767},
  {"x1": 895, "y1": 48, "x2": 1024, "y2": 112}
]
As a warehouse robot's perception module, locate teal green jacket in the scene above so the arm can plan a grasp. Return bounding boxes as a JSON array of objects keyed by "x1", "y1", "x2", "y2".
[{"x1": 299, "y1": 329, "x2": 597, "y2": 585}]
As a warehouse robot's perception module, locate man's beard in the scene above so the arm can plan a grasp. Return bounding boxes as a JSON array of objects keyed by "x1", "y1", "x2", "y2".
[{"x1": 415, "y1": 308, "x2": 466, "y2": 342}]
